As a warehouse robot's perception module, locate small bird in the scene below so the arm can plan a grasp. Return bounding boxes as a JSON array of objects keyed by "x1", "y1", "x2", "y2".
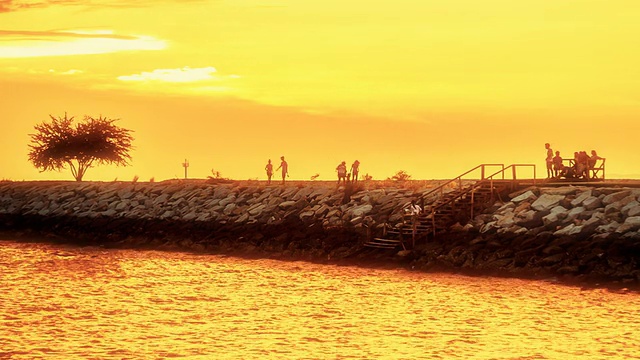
[{"x1": 310, "y1": 173, "x2": 320, "y2": 180}]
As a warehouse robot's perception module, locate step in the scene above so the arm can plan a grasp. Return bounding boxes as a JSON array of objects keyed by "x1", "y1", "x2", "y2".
[{"x1": 371, "y1": 237, "x2": 402, "y2": 243}]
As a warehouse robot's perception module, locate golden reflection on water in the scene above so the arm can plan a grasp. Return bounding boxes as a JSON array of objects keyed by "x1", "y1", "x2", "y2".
[{"x1": 1, "y1": 239, "x2": 639, "y2": 359}]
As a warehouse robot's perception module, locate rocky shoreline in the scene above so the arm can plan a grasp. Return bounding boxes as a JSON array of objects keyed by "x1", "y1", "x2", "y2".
[{"x1": 1, "y1": 180, "x2": 639, "y2": 288}]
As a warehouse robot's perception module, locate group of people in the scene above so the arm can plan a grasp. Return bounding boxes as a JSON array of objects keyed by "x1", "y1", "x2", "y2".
[
  {"x1": 335, "y1": 160, "x2": 360, "y2": 186},
  {"x1": 263, "y1": 157, "x2": 361, "y2": 186},
  {"x1": 264, "y1": 156, "x2": 288, "y2": 185},
  {"x1": 545, "y1": 143, "x2": 604, "y2": 180}
]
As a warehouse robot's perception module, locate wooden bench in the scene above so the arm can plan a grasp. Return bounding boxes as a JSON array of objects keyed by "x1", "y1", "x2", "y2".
[
  {"x1": 559, "y1": 158, "x2": 606, "y2": 181},
  {"x1": 590, "y1": 158, "x2": 606, "y2": 180}
]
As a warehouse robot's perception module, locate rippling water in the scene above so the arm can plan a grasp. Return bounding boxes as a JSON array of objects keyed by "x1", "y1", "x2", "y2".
[{"x1": 1, "y1": 239, "x2": 639, "y2": 359}]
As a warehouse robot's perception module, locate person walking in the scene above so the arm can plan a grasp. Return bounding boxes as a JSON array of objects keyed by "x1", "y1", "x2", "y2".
[
  {"x1": 336, "y1": 161, "x2": 347, "y2": 186},
  {"x1": 265, "y1": 159, "x2": 273, "y2": 185},
  {"x1": 275, "y1": 156, "x2": 289, "y2": 185},
  {"x1": 350, "y1": 160, "x2": 360, "y2": 183}
]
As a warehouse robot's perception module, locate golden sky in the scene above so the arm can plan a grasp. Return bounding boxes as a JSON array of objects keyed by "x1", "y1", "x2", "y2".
[{"x1": 1, "y1": 0, "x2": 640, "y2": 181}]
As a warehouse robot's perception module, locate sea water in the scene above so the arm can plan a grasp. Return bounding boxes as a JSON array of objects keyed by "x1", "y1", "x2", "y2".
[{"x1": 1, "y1": 239, "x2": 639, "y2": 359}]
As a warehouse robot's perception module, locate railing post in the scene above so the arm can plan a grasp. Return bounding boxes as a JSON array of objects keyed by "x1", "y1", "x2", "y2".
[
  {"x1": 431, "y1": 210, "x2": 436, "y2": 237},
  {"x1": 470, "y1": 190, "x2": 475, "y2": 219},
  {"x1": 481, "y1": 165, "x2": 485, "y2": 180},
  {"x1": 490, "y1": 178, "x2": 494, "y2": 201}
]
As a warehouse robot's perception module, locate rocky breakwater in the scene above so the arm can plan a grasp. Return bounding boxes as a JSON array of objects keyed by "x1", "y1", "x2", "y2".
[
  {"x1": 0, "y1": 181, "x2": 431, "y2": 260},
  {"x1": 413, "y1": 186, "x2": 640, "y2": 284}
]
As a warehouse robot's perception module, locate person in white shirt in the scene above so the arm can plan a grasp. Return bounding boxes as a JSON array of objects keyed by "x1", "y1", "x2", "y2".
[{"x1": 407, "y1": 200, "x2": 422, "y2": 216}]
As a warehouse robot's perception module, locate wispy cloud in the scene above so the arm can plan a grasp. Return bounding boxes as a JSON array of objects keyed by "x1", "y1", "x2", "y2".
[
  {"x1": 0, "y1": 29, "x2": 165, "y2": 58},
  {"x1": 0, "y1": 0, "x2": 205, "y2": 13},
  {"x1": 118, "y1": 66, "x2": 239, "y2": 83}
]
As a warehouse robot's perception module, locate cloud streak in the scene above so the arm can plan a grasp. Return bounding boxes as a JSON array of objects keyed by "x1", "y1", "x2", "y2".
[
  {"x1": 0, "y1": 0, "x2": 205, "y2": 13},
  {"x1": 0, "y1": 29, "x2": 165, "y2": 58},
  {"x1": 118, "y1": 66, "x2": 239, "y2": 83}
]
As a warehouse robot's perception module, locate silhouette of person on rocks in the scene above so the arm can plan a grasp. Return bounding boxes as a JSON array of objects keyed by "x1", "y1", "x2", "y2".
[
  {"x1": 265, "y1": 159, "x2": 273, "y2": 185},
  {"x1": 350, "y1": 160, "x2": 360, "y2": 183},
  {"x1": 275, "y1": 156, "x2": 288, "y2": 185},
  {"x1": 336, "y1": 161, "x2": 347, "y2": 186}
]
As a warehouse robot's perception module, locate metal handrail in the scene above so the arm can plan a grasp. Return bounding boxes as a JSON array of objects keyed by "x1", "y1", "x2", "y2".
[
  {"x1": 419, "y1": 164, "x2": 505, "y2": 205},
  {"x1": 423, "y1": 163, "x2": 536, "y2": 236}
]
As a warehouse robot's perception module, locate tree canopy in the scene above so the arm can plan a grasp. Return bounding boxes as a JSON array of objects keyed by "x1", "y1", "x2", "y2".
[{"x1": 28, "y1": 113, "x2": 134, "y2": 181}]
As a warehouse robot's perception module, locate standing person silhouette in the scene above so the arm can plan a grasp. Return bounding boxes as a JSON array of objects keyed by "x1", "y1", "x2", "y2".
[
  {"x1": 265, "y1": 159, "x2": 273, "y2": 185},
  {"x1": 545, "y1": 143, "x2": 554, "y2": 179},
  {"x1": 275, "y1": 156, "x2": 288, "y2": 185},
  {"x1": 350, "y1": 160, "x2": 360, "y2": 183},
  {"x1": 336, "y1": 161, "x2": 347, "y2": 186}
]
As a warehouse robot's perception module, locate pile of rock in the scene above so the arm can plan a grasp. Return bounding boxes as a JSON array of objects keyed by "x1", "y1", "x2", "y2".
[
  {"x1": 412, "y1": 186, "x2": 640, "y2": 282},
  {"x1": 0, "y1": 181, "x2": 433, "y2": 257}
]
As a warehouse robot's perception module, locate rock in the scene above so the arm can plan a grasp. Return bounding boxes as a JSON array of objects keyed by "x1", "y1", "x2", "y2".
[
  {"x1": 602, "y1": 190, "x2": 632, "y2": 205},
  {"x1": 514, "y1": 201, "x2": 531, "y2": 214},
  {"x1": 248, "y1": 204, "x2": 266, "y2": 216},
  {"x1": 497, "y1": 202, "x2": 515, "y2": 212},
  {"x1": 615, "y1": 216, "x2": 640, "y2": 233},
  {"x1": 450, "y1": 222, "x2": 466, "y2": 232},
  {"x1": 218, "y1": 195, "x2": 237, "y2": 207},
  {"x1": 397, "y1": 250, "x2": 413, "y2": 257},
  {"x1": 348, "y1": 204, "x2": 373, "y2": 218},
  {"x1": 495, "y1": 212, "x2": 516, "y2": 227},
  {"x1": 596, "y1": 221, "x2": 621, "y2": 234},
  {"x1": 278, "y1": 200, "x2": 296, "y2": 209},
  {"x1": 531, "y1": 194, "x2": 565, "y2": 211},
  {"x1": 553, "y1": 224, "x2": 582, "y2": 236},
  {"x1": 622, "y1": 201, "x2": 640, "y2": 216},
  {"x1": 223, "y1": 203, "x2": 237, "y2": 215},
  {"x1": 541, "y1": 187, "x2": 577, "y2": 196},
  {"x1": 299, "y1": 210, "x2": 315, "y2": 220},
  {"x1": 566, "y1": 206, "x2": 585, "y2": 222},
  {"x1": 582, "y1": 196, "x2": 602, "y2": 211},
  {"x1": 511, "y1": 191, "x2": 537, "y2": 203},
  {"x1": 540, "y1": 253, "x2": 565, "y2": 266},
  {"x1": 604, "y1": 195, "x2": 636, "y2": 214},
  {"x1": 629, "y1": 206, "x2": 640, "y2": 218},
  {"x1": 571, "y1": 190, "x2": 593, "y2": 207}
]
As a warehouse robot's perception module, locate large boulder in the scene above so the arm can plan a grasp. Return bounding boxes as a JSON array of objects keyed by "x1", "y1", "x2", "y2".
[
  {"x1": 531, "y1": 194, "x2": 565, "y2": 211},
  {"x1": 582, "y1": 196, "x2": 603, "y2": 211},
  {"x1": 616, "y1": 216, "x2": 640, "y2": 233},
  {"x1": 571, "y1": 190, "x2": 593, "y2": 207},
  {"x1": 602, "y1": 190, "x2": 632, "y2": 205},
  {"x1": 511, "y1": 190, "x2": 537, "y2": 203}
]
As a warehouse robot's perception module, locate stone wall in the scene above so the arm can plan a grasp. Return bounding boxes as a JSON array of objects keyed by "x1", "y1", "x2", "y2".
[
  {"x1": 0, "y1": 180, "x2": 428, "y2": 259},
  {"x1": 1, "y1": 180, "x2": 639, "y2": 285},
  {"x1": 410, "y1": 186, "x2": 640, "y2": 284}
]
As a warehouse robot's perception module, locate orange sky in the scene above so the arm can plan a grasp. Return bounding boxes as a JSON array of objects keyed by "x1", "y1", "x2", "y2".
[{"x1": 1, "y1": 0, "x2": 640, "y2": 181}]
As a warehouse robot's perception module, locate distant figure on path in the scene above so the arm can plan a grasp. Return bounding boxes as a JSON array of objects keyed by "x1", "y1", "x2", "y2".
[
  {"x1": 265, "y1": 159, "x2": 273, "y2": 185},
  {"x1": 577, "y1": 151, "x2": 589, "y2": 179},
  {"x1": 275, "y1": 156, "x2": 288, "y2": 184},
  {"x1": 545, "y1": 143, "x2": 553, "y2": 178},
  {"x1": 589, "y1": 150, "x2": 603, "y2": 168},
  {"x1": 350, "y1": 160, "x2": 360, "y2": 183},
  {"x1": 589, "y1": 150, "x2": 603, "y2": 178},
  {"x1": 406, "y1": 200, "x2": 422, "y2": 216},
  {"x1": 552, "y1": 151, "x2": 564, "y2": 178},
  {"x1": 336, "y1": 161, "x2": 347, "y2": 186}
]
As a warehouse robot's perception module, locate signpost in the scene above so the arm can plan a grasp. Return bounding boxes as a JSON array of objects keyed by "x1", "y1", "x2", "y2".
[{"x1": 182, "y1": 159, "x2": 189, "y2": 179}]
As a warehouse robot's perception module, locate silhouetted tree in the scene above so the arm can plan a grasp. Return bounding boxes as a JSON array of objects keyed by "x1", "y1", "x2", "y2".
[{"x1": 28, "y1": 113, "x2": 134, "y2": 181}]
